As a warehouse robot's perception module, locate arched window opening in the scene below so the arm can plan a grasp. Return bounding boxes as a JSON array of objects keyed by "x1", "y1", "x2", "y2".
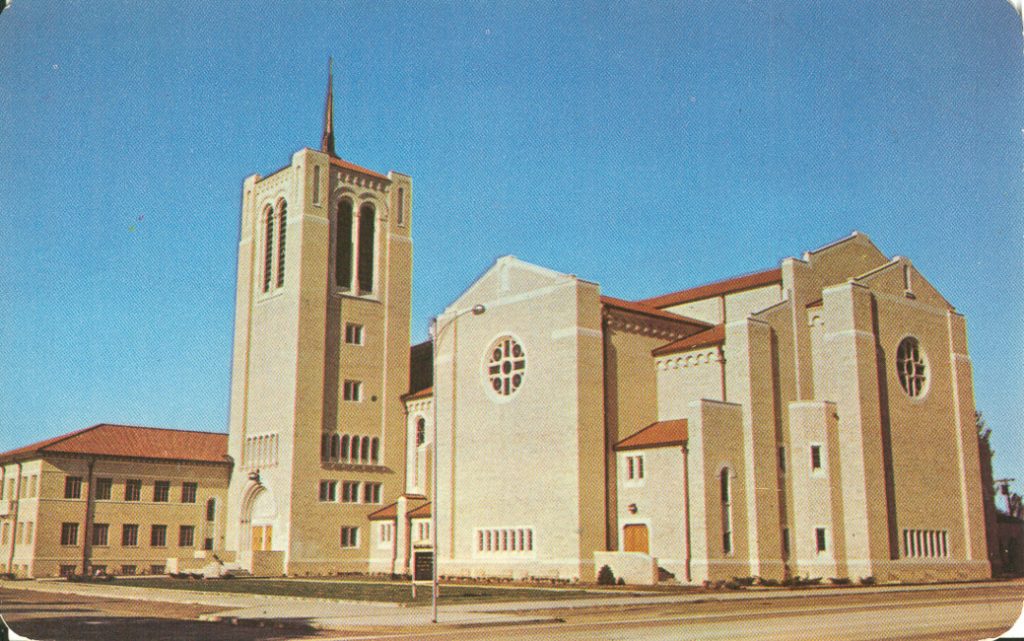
[
  {"x1": 720, "y1": 468, "x2": 733, "y2": 555},
  {"x1": 360, "y1": 436, "x2": 371, "y2": 462},
  {"x1": 262, "y1": 206, "x2": 274, "y2": 293},
  {"x1": 370, "y1": 437, "x2": 379, "y2": 463},
  {"x1": 276, "y1": 200, "x2": 287, "y2": 288},
  {"x1": 357, "y1": 203, "x2": 375, "y2": 293},
  {"x1": 416, "y1": 418, "x2": 426, "y2": 446},
  {"x1": 330, "y1": 434, "x2": 340, "y2": 461},
  {"x1": 336, "y1": 199, "x2": 354, "y2": 289}
]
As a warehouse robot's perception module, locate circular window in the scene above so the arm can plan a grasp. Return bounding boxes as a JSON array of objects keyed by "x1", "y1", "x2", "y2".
[
  {"x1": 486, "y1": 336, "x2": 526, "y2": 397},
  {"x1": 896, "y1": 337, "x2": 927, "y2": 397}
]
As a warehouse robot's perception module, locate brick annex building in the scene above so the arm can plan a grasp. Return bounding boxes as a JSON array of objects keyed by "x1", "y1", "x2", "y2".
[{"x1": 0, "y1": 74, "x2": 996, "y2": 583}]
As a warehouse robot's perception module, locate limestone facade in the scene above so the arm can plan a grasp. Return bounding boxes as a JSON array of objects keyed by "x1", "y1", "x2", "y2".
[{"x1": 382, "y1": 233, "x2": 990, "y2": 584}]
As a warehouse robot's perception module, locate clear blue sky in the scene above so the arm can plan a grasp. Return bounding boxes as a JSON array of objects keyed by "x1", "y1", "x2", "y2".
[{"x1": 0, "y1": 1, "x2": 1021, "y2": 481}]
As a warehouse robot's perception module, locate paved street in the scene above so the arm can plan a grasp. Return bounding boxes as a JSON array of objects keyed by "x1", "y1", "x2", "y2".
[{"x1": 0, "y1": 581, "x2": 1019, "y2": 641}]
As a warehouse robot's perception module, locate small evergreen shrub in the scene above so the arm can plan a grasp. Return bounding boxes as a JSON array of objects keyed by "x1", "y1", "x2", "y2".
[{"x1": 597, "y1": 564, "x2": 616, "y2": 585}]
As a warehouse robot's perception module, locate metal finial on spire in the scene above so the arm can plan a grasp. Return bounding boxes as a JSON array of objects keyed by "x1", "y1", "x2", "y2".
[{"x1": 321, "y1": 57, "x2": 336, "y2": 156}]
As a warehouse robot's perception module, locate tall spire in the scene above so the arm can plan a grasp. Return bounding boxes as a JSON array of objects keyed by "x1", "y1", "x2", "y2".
[{"x1": 321, "y1": 57, "x2": 336, "y2": 157}]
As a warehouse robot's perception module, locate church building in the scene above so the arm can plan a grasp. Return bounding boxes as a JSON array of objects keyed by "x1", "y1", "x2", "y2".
[
  {"x1": 384, "y1": 237, "x2": 990, "y2": 584},
  {"x1": 221, "y1": 70, "x2": 990, "y2": 583}
]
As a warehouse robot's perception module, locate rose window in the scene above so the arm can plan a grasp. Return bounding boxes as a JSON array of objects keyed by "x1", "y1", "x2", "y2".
[{"x1": 486, "y1": 337, "x2": 526, "y2": 397}]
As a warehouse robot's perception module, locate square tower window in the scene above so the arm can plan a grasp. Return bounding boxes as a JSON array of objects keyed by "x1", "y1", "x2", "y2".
[
  {"x1": 345, "y1": 323, "x2": 364, "y2": 345},
  {"x1": 340, "y1": 526, "x2": 359, "y2": 548},
  {"x1": 319, "y1": 480, "x2": 338, "y2": 502},
  {"x1": 343, "y1": 380, "x2": 363, "y2": 401}
]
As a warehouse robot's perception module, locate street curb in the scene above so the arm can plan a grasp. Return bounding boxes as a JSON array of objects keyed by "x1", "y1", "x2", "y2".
[{"x1": 198, "y1": 613, "x2": 565, "y2": 631}]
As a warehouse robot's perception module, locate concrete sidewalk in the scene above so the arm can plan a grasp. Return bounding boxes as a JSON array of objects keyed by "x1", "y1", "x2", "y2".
[{"x1": 2, "y1": 578, "x2": 1019, "y2": 631}]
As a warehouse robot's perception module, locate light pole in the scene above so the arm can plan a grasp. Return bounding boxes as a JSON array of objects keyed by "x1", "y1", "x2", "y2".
[{"x1": 430, "y1": 303, "x2": 485, "y2": 624}]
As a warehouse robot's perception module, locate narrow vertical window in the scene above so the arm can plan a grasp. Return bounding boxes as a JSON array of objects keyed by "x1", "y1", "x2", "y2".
[
  {"x1": 276, "y1": 200, "x2": 287, "y2": 288},
  {"x1": 720, "y1": 468, "x2": 733, "y2": 555},
  {"x1": 810, "y1": 444, "x2": 823, "y2": 471},
  {"x1": 340, "y1": 435, "x2": 350, "y2": 461},
  {"x1": 262, "y1": 205, "x2": 274, "y2": 292},
  {"x1": 397, "y1": 187, "x2": 405, "y2": 226},
  {"x1": 313, "y1": 165, "x2": 321, "y2": 205},
  {"x1": 336, "y1": 199, "x2": 354, "y2": 289},
  {"x1": 370, "y1": 437, "x2": 380, "y2": 463},
  {"x1": 361, "y1": 436, "x2": 371, "y2": 462},
  {"x1": 416, "y1": 418, "x2": 426, "y2": 446},
  {"x1": 332, "y1": 434, "x2": 342, "y2": 461},
  {"x1": 357, "y1": 203, "x2": 375, "y2": 293},
  {"x1": 815, "y1": 527, "x2": 827, "y2": 553}
]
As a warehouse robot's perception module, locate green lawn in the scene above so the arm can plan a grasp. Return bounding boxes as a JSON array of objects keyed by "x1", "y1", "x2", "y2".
[{"x1": 110, "y1": 577, "x2": 607, "y2": 603}]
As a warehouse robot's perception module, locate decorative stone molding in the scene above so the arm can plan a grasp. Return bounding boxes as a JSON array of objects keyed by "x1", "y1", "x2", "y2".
[
  {"x1": 335, "y1": 168, "x2": 389, "y2": 193},
  {"x1": 602, "y1": 309, "x2": 692, "y2": 341},
  {"x1": 655, "y1": 347, "x2": 725, "y2": 370}
]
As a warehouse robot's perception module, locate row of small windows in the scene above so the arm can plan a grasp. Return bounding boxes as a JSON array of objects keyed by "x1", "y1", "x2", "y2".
[
  {"x1": 775, "y1": 445, "x2": 826, "y2": 475},
  {"x1": 61, "y1": 522, "x2": 209, "y2": 549},
  {"x1": 318, "y1": 480, "x2": 382, "y2": 504},
  {"x1": 415, "y1": 520, "x2": 430, "y2": 542},
  {"x1": 2, "y1": 522, "x2": 32, "y2": 546},
  {"x1": 321, "y1": 433, "x2": 381, "y2": 465},
  {"x1": 476, "y1": 527, "x2": 534, "y2": 553},
  {"x1": 335, "y1": 199, "x2": 376, "y2": 294},
  {"x1": 262, "y1": 200, "x2": 287, "y2": 293},
  {"x1": 244, "y1": 434, "x2": 279, "y2": 470},
  {"x1": 903, "y1": 529, "x2": 949, "y2": 558},
  {"x1": 2, "y1": 475, "x2": 38, "y2": 499},
  {"x1": 63, "y1": 477, "x2": 206, "y2": 504},
  {"x1": 625, "y1": 455, "x2": 645, "y2": 481}
]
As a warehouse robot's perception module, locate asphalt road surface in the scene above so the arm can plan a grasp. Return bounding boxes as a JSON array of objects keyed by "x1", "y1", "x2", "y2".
[
  {"x1": 330, "y1": 584, "x2": 1024, "y2": 641},
  {"x1": 1, "y1": 582, "x2": 1021, "y2": 641}
]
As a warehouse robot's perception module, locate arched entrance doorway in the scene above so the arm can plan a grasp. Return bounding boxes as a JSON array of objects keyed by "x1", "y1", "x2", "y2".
[{"x1": 238, "y1": 480, "x2": 283, "y2": 574}]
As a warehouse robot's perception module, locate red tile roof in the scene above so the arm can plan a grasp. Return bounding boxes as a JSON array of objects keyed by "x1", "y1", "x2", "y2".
[
  {"x1": 639, "y1": 268, "x2": 782, "y2": 309},
  {"x1": 600, "y1": 296, "x2": 712, "y2": 328},
  {"x1": 0, "y1": 424, "x2": 229, "y2": 465},
  {"x1": 368, "y1": 503, "x2": 398, "y2": 521},
  {"x1": 403, "y1": 386, "x2": 433, "y2": 402},
  {"x1": 329, "y1": 156, "x2": 388, "y2": 180},
  {"x1": 652, "y1": 324, "x2": 726, "y2": 356},
  {"x1": 615, "y1": 419, "x2": 688, "y2": 451},
  {"x1": 407, "y1": 502, "x2": 431, "y2": 519}
]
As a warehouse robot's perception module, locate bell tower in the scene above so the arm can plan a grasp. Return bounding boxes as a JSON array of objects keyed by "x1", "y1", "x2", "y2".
[{"x1": 225, "y1": 61, "x2": 414, "y2": 574}]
